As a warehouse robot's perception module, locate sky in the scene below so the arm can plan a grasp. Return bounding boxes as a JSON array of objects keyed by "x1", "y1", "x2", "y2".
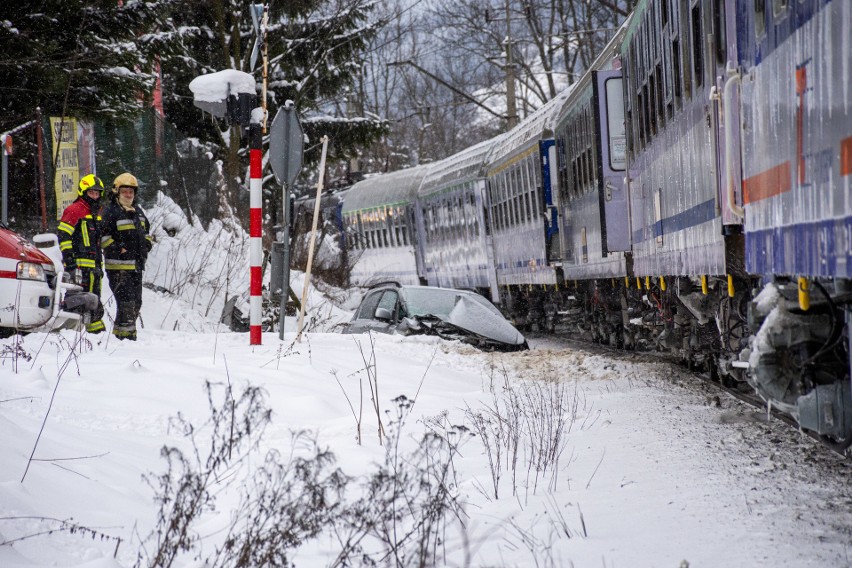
[{"x1": 1, "y1": 195, "x2": 852, "y2": 567}]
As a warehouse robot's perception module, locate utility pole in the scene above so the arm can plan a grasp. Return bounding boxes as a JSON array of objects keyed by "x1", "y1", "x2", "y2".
[{"x1": 504, "y1": 0, "x2": 519, "y2": 129}]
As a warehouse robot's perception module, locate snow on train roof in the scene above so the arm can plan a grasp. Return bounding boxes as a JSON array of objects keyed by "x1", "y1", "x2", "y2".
[
  {"x1": 418, "y1": 136, "x2": 504, "y2": 195},
  {"x1": 487, "y1": 88, "x2": 573, "y2": 166},
  {"x1": 341, "y1": 164, "x2": 431, "y2": 213}
]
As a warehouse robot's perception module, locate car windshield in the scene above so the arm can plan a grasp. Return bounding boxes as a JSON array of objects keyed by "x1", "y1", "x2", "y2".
[{"x1": 401, "y1": 287, "x2": 502, "y2": 318}]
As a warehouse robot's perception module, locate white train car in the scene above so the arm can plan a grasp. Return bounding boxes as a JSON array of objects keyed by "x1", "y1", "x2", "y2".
[
  {"x1": 416, "y1": 137, "x2": 502, "y2": 301},
  {"x1": 485, "y1": 92, "x2": 570, "y2": 290},
  {"x1": 341, "y1": 165, "x2": 431, "y2": 286}
]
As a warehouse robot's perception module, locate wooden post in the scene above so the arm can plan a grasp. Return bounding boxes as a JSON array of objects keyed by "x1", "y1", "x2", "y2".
[{"x1": 296, "y1": 136, "x2": 329, "y2": 342}]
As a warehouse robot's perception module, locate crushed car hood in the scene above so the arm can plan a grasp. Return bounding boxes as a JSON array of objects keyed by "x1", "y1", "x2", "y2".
[{"x1": 444, "y1": 294, "x2": 526, "y2": 346}]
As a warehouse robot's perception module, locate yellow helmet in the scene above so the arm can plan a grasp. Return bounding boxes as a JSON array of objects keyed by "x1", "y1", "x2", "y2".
[
  {"x1": 77, "y1": 174, "x2": 104, "y2": 197},
  {"x1": 112, "y1": 172, "x2": 139, "y2": 194}
]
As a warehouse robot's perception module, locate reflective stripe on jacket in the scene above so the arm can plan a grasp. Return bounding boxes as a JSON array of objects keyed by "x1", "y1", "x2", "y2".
[
  {"x1": 57, "y1": 198, "x2": 102, "y2": 271},
  {"x1": 100, "y1": 200, "x2": 151, "y2": 272}
]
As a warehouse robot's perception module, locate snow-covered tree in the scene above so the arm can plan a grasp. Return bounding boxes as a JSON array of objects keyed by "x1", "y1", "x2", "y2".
[
  {"x1": 159, "y1": 0, "x2": 387, "y2": 187},
  {"x1": 0, "y1": 0, "x2": 178, "y2": 132}
]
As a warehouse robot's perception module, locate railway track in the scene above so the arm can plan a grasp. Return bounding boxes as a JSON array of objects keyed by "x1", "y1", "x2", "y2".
[{"x1": 524, "y1": 331, "x2": 852, "y2": 459}]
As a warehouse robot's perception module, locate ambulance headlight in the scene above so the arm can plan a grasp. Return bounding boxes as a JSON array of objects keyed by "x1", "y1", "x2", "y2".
[{"x1": 17, "y1": 262, "x2": 46, "y2": 282}]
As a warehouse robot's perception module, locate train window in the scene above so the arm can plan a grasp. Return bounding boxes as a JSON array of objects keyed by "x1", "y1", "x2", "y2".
[
  {"x1": 773, "y1": 0, "x2": 787, "y2": 19},
  {"x1": 495, "y1": 176, "x2": 504, "y2": 228},
  {"x1": 642, "y1": 82, "x2": 651, "y2": 144},
  {"x1": 524, "y1": 161, "x2": 534, "y2": 221},
  {"x1": 524, "y1": 185, "x2": 532, "y2": 223},
  {"x1": 384, "y1": 209, "x2": 391, "y2": 248},
  {"x1": 663, "y1": 43, "x2": 674, "y2": 119},
  {"x1": 454, "y1": 195, "x2": 462, "y2": 238},
  {"x1": 472, "y1": 194, "x2": 481, "y2": 237},
  {"x1": 384, "y1": 208, "x2": 393, "y2": 248},
  {"x1": 714, "y1": 0, "x2": 727, "y2": 64},
  {"x1": 661, "y1": 0, "x2": 669, "y2": 28},
  {"x1": 690, "y1": 2, "x2": 703, "y2": 90},
  {"x1": 482, "y1": 186, "x2": 492, "y2": 237},
  {"x1": 680, "y1": 0, "x2": 692, "y2": 99},
  {"x1": 649, "y1": 72, "x2": 658, "y2": 136},
  {"x1": 396, "y1": 207, "x2": 403, "y2": 246},
  {"x1": 531, "y1": 160, "x2": 541, "y2": 217},
  {"x1": 656, "y1": 63, "x2": 665, "y2": 128},
  {"x1": 672, "y1": 37, "x2": 683, "y2": 109},
  {"x1": 605, "y1": 77, "x2": 626, "y2": 171}
]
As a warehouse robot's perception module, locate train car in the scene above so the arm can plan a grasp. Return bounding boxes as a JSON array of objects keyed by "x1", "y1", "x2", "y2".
[
  {"x1": 553, "y1": 21, "x2": 631, "y2": 282},
  {"x1": 415, "y1": 137, "x2": 502, "y2": 302},
  {"x1": 611, "y1": 0, "x2": 748, "y2": 366},
  {"x1": 549, "y1": 22, "x2": 635, "y2": 345},
  {"x1": 334, "y1": 0, "x2": 851, "y2": 449},
  {"x1": 485, "y1": 92, "x2": 571, "y2": 328},
  {"x1": 622, "y1": 0, "x2": 740, "y2": 283},
  {"x1": 731, "y1": 0, "x2": 852, "y2": 446},
  {"x1": 341, "y1": 165, "x2": 430, "y2": 286}
]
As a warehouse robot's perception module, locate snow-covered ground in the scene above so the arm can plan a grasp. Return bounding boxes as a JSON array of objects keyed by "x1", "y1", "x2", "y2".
[{"x1": 1, "y1": 197, "x2": 851, "y2": 567}]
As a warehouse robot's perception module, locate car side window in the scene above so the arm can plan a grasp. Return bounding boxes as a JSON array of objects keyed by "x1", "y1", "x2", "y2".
[{"x1": 357, "y1": 292, "x2": 382, "y2": 319}]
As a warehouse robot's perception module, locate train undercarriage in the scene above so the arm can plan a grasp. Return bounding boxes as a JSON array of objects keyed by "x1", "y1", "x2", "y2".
[{"x1": 499, "y1": 275, "x2": 852, "y2": 451}]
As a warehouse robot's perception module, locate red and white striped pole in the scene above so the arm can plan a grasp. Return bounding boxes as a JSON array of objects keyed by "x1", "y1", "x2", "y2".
[{"x1": 249, "y1": 121, "x2": 263, "y2": 345}]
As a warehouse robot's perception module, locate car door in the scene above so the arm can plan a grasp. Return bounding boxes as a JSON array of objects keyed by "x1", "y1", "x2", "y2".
[{"x1": 347, "y1": 289, "x2": 399, "y2": 334}]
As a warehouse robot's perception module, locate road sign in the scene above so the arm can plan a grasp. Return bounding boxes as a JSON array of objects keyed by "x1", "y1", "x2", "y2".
[{"x1": 269, "y1": 104, "x2": 304, "y2": 186}]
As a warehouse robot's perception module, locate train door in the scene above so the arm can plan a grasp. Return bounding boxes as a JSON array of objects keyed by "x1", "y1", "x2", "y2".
[
  {"x1": 476, "y1": 180, "x2": 500, "y2": 303},
  {"x1": 538, "y1": 139, "x2": 561, "y2": 262},
  {"x1": 710, "y1": 0, "x2": 745, "y2": 229},
  {"x1": 592, "y1": 69, "x2": 631, "y2": 252}
]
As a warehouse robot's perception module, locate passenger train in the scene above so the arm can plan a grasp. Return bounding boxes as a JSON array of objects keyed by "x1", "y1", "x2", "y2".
[{"x1": 334, "y1": 0, "x2": 852, "y2": 449}]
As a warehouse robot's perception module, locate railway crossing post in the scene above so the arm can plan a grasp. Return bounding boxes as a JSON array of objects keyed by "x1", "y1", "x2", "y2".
[{"x1": 188, "y1": 70, "x2": 258, "y2": 343}]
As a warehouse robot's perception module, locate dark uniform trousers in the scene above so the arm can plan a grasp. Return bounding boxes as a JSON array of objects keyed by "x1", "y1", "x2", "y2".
[{"x1": 106, "y1": 270, "x2": 143, "y2": 340}]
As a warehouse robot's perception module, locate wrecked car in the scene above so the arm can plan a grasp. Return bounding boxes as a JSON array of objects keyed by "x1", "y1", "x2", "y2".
[{"x1": 342, "y1": 283, "x2": 528, "y2": 351}]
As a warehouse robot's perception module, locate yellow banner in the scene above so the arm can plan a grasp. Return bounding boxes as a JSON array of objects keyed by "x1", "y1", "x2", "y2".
[{"x1": 50, "y1": 117, "x2": 79, "y2": 219}]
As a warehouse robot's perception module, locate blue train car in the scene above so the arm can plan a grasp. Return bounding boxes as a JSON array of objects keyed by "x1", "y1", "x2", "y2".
[
  {"x1": 736, "y1": 0, "x2": 851, "y2": 279},
  {"x1": 733, "y1": 0, "x2": 852, "y2": 444}
]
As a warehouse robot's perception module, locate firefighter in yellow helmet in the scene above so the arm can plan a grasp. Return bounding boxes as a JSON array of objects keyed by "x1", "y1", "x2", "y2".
[
  {"x1": 99, "y1": 173, "x2": 152, "y2": 340},
  {"x1": 56, "y1": 174, "x2": 106, "y2": 333}
]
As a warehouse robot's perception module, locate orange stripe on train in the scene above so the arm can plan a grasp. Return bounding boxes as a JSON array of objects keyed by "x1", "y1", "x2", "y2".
[
  {"x1": 742, "y1": 161, "x2": 791, "y2": 205},
  {"x1": 841, "y1": 136, "x2": 852, "y2": 177}
]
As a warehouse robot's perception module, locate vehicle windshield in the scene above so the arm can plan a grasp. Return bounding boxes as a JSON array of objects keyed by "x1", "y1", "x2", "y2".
[{"x1": 401, "y1": 287, "x2": 502, "y2": 318}]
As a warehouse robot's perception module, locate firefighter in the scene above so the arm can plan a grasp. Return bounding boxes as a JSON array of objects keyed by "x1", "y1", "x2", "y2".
[
  {"x1": 57, "y1": 173, "x2": 106, "y2": 333},
  {"x1": 100, "y1": 172, "x2": 152, "y2": 340}
]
